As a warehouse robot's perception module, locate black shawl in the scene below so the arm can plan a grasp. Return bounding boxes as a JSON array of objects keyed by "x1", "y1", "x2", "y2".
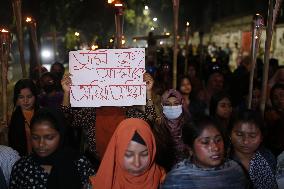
[
  {"x1": 31, "y1": 108, "x2": 82, "y2": 189},
  {"x1": 8, "y1": 107, "x2": 28, "y2": 156}
]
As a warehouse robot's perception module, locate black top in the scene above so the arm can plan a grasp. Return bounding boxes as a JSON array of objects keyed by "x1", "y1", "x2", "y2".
[
  {"x1": 232, "y1": 147, "x2": 278, "y2": 189},
  {"x1": 8, "y1": 107, "x2": 32, "y2": 156},
  {"x1": 9, "y1": 155, "x2": 95, "y2": 189}
]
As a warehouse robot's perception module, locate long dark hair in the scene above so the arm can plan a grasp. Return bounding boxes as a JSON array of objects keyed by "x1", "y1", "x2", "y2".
[
  {"x1": 13, "y1": 78, "x2": 39, "y2": 108},
  {"x1": 177, "y1": 75, "x2": 193, "y2": 100},
  {"x1": 177, "y1": 76, "x2": 192, "y2": 92},
  {"x1": 209, "y1": 91, "x2": 232, "y2": 117},
  {"x1": 182, "y1": 115, "x2": 228, "y2": 151}
]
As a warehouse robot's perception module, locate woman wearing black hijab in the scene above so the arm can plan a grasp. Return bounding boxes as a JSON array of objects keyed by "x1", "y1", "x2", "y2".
[{"x1": 9, "y1": 108, "x2": 95, "y2": 189}]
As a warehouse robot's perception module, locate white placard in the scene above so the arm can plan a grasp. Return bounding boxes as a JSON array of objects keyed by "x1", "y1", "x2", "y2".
[{"x1": 69, "y1": 48, "x2": 146, "y2": 107}]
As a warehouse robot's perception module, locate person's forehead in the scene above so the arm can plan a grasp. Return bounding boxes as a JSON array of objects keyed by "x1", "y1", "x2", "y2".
[
  {"x1": 218, "y1": 98, "x2": 230, "y2": 103},
  {"x1": 181, "y1": 78, "x2": 190, "y2": 83},
  {"x1": 19, "y1": 88, "x2": 32, "y2": 94},
  {"x1": 167, "y1": 96, "x2": 178, "y2": 101},
  {"x1": 234, "y1": 122, "x2": 260, "y2": 132},
  {"x1": 198, "y1": 126, "x2": 221, "y2": 138}
]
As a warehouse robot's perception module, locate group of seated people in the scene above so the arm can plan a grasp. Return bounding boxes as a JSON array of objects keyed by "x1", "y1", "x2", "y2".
[{"x1": 0, "y1": 61, "x2": 284, "y2": 189}]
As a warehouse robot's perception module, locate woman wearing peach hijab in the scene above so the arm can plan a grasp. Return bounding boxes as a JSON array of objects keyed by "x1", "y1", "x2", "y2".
[{"x1": 90, "y1": 118, "x2": 165, "y2": 189}]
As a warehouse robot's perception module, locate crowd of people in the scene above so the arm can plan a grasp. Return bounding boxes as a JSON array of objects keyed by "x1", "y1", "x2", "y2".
[{"x1": 0, "y1": 41, "x2": 284, "y2": 189}]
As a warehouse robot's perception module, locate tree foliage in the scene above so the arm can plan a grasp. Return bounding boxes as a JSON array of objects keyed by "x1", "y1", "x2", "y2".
[{"x1": 38, "y1": 0, "x2": 114, "y2": 46}]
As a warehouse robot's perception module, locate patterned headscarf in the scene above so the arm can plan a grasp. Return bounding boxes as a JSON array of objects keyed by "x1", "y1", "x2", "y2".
[{"x1": 161, "y1": 89, "x2": 186, "y2": 161}]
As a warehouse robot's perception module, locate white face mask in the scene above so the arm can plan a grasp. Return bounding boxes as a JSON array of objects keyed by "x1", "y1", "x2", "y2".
[{"x1": 163, "y1": 105, "x2": 183, "y2": 120}]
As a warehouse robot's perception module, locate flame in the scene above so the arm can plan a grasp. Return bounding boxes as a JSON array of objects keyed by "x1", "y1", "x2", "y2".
[
  {"x1": 112, "y1": 0, "x2": 123, "y2": 6},
  {"x1": 114, "y1": 3, "x2": 123, "y2": 6},
  {"x1": 74, "y1": 32, "x2": 80, "y2": 37},
  {"x1": 91, "y1": 45, "x2": 98, "y2": 50},
  {"x1": 108, "y1": 0, "x2": 123, "y2": 6},
  {"x1": 166, "y1": 32, "x2": 170, "y2": 36},
  {"x1": 26, "y1": 17, "x2": 32, "y2": 22},
  {"x1": 1, "y1": 29, "x2": 9, "y2": 33},
  {"x1": 186, "y1": 22, "x2": 190, "y2": 26}
]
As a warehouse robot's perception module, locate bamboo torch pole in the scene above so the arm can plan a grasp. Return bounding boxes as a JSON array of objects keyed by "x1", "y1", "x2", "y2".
[
  {"x1": 184, "y1": 21, "x2": 190, "y2": 75},
  {"x1": 109, "y1": 0, "x2": 124, "y2": 49},
  {"x1": 12, "y1": 0, "x2": 27, "y2": 78},
  {"x1": 260, "y1": 0, "x2": 282, "y2": 115},
  {"x1": 115, "y1": 7, "x2": 124, "y2": 49},
  {"x1": 248, "y1": 14, "x2": 264, "y2": 109},
  {"x1": 172, "y1": 0, "x2": 180, "y2": 89},
  {"x1": 26, "y1": 17, "x2": 41, "y2": 79},
  {"x1": 0, "y1": 28, "x2": 11, "y2": 125}
]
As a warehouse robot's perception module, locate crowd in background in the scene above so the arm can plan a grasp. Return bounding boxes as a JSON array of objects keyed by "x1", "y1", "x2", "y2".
[{"x1": 0, "y1": 41, "x2": 284, "y2": 189}]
